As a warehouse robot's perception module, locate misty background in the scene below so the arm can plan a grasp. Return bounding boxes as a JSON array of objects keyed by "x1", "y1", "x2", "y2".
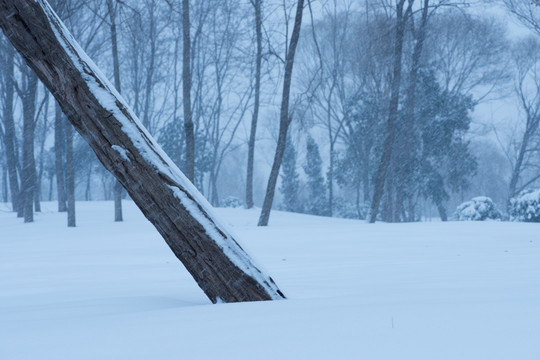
[{"x1": 1, "y1": 0, "x2": 539, "y2": 224}]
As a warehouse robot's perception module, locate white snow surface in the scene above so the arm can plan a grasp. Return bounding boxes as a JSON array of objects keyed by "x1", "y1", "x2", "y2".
[
  {"x1": 111, "y1": 145, "x2": 130, "y2": 162},
  {"x1": 1, "y1": 201, "x2": 539, "y2": 360}
]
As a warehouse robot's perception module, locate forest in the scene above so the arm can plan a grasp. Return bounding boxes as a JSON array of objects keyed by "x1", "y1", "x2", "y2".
[
  {"x1": 1, "y1": 0, "x2": 540, "y2": 226},
  {"x1": 2, "y1": 1, "x2": 540, "y2": 359}
]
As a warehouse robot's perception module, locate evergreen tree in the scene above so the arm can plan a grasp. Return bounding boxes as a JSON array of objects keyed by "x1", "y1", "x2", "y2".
[
  {"x1": 279, "y1": 136, "x2": 301, "y2": 212},
  {"x1": 158, "y1": 120, "x2": 211, "y2": 192},
  {"x1": 304, "y1": 136, "x2": 328, "y2": 216},
  {"x1": 415, "y1": 70, "x2": 477, "y2": 220}
]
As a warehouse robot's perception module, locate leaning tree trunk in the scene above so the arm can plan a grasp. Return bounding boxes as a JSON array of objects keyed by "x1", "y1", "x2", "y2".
[{"x1": 0, "y1": 0, "x2": 284, "y2": 304}]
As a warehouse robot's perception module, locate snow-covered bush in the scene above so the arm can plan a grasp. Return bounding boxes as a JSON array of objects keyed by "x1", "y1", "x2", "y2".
[
  {"x1": 509, "y1": 189, "x2": 540, "y2": 222},
  {"x1": 221, "y1": 196, "x2": 243, "y2": 208},
  {"x1": 454, "y1": 196, "x2": 502, "y2": 221}
]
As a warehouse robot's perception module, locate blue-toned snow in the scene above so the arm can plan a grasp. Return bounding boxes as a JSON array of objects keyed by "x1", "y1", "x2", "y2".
[{"x1": 1, "y1": 201, "x2": 539, "y2": 359}]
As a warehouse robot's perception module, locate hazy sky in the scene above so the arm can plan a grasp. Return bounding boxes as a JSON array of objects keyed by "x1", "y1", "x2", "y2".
[{"x1": 468, "y1": 1, "x2": 535, "y2": 146}]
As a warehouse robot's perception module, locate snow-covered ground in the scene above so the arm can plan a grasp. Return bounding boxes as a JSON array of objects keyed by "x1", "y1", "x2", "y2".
[{"x1": 1, "y1": 201, "x2": 539, "y2": 359}]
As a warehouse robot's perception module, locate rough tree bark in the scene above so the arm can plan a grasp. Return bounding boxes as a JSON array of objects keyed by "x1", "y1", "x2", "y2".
[
  {"x1": 245, "y1": 0, "x2": 262, "y2": 209},
  {"x1": 0, "y1": 0, "x2": 284, "y2": 303},
  {"x1": 258, "y1": 0, "x2": 305, "y2": 226},
  {"x1": 182, "y1": 0, "x2": 195, "y2": 182}
]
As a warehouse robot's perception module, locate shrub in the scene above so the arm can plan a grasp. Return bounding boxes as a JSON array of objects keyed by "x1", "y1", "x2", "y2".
[
  {"x1": 221, "y1": 196, "x2": 243, "y2": 208},
  {"x1": 509, "y1": 189, "x2": 540, "y2": 222},
  {"x1": 454, "y1": 196, "x2": 502, "y2": 221},
  {"x1": 334, "y1": 198, "x2": 369, "y2": 220}
]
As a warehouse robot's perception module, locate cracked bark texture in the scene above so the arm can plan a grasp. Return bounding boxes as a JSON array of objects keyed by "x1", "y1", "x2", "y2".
[{"x1": 0, "y1": 0, "x2": 285, "y2": 303}]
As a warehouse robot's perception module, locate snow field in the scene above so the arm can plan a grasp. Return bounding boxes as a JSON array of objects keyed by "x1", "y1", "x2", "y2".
[{"x1": 1, "y1": 201, "x2": 539, "y2": 359}]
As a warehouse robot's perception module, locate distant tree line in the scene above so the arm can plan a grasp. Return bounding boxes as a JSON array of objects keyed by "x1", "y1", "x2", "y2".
[{"x1": 0, "y1": 0, "x2": 539, "y2": 225}]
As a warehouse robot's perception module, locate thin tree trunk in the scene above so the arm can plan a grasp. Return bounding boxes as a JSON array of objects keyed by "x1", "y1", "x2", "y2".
[
  {"x1": 210, "y1": 169, "x2": 219, "y2": 206},
  {"x1": 436, "y1": 201, "x2": 447, "y2": 222},
  {"x1": 408, "y1": 197, "x2": 415, "y2": 222},
  {"x1": 1, "y1": 151, "x2": 7, "y2": 203},
  {"x1": 142, "y1": 0, "x2": 156, "y2": 132},
  {"x1": 1, "y1": 45, "x2": 20, "y2": 212},
  {"x1": 393, "y1": 182, "x2": 402, "y2": 222},
  {"x1": 328, "y1": 142, "x2": 334, "y2": 217},
  {"x1": 258, "y1": 0, "x2": 305, "y2": 226},
  {"x1": 21, "y1": 70, "x2": 38, "y2": 223},
  {"x1": 35, "y1": 91, "x2": 49, "y2": 214},
  {"x1": 65, "y1": 122, "x2": 75, "y2": 227},
  {"x1": 55, "y1": 102, "x2": 67, "y2": 211},
  {"x1": 182, "y1": 0, "x2": 195, "y2": 182},
  {"x1": 108, "y1": 0, "x2": 123, "y2": 222},
  {"x1": 0, "y1": 0, "x2": 285, "y2": 303},
  {"x1": 396, "y1": 0, "x2": 429, "y2": 222},
  {"x1": 85, "y1": 168, "x2": 92, "y2": 200},
  {"x1": 48, "y1": 173, "x2": 53, "y2": 201},
  {"x1": 508, "y1": 128, "x2": 531, "y2": 199},
  {"x1": 246, "y1": 0, "x2": 262, "y2": 209},
  {"x1": 33, "y1": 160, "x2": 40, "y2": 212},
  {"x1": 355, "y1": 183, "x2": 362, "y2": 219},
  {"x1": 369, "y1": 0, "x2": 410, "y2": 223}
]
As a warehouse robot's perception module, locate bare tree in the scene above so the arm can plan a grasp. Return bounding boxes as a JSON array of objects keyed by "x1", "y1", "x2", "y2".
[
  {"x1": 34, "y1": 88, "x2": 51, "y2": 213},
  {"x1": 245, "y1": 0, "x2": 262, "y2": 209},
  {"x1": 54, "y1": 102, "x2": 67, "y2": 211},
  {"x1": 183, "y1": 0, "x2": 195, "y2": 182},
  {"x1": 369, "y1": 0, "x2": 412, "y2": 223},
  {"x1": 507, "y1": 37, "x2": 540, "y2": 200},
  {"x1": 200, "y1": 1, "x2": 253, "y2": 205},
  {"x1": 0, "y1": 41, "x2": 20, "y2": 212},
  {"x1": 298, "y1": 0, "x2": 353, "y2": 217},
  {"x1": 66, "y1": 117, "x2": 75, "y2": 227},
  {"x1": 0, "y1": 136, "x2": 6, "y2": 203},
  {"x1": 426, "y1": 10, "x2": 509, "y2": 100},
  {"x1": 17, "y1": 66, "x2": 39, "y2": 222},
  {"x1": 258, "y1": 0, "x2": 305, "y2": 226},
  {"x1": 107, "y1": 0, "x2": 123, "y2": 222},
  {"x1": 394, "y1": 0, "x2": 429, "y2": 221},
  {"x1": 503, "y1": 0, "x2": 540, "y2": 36}
]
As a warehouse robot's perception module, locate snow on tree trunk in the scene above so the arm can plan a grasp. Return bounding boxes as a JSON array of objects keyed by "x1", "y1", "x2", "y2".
[{"x1": 0, "y1": 0, "x2": 285, "y2": 303}]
